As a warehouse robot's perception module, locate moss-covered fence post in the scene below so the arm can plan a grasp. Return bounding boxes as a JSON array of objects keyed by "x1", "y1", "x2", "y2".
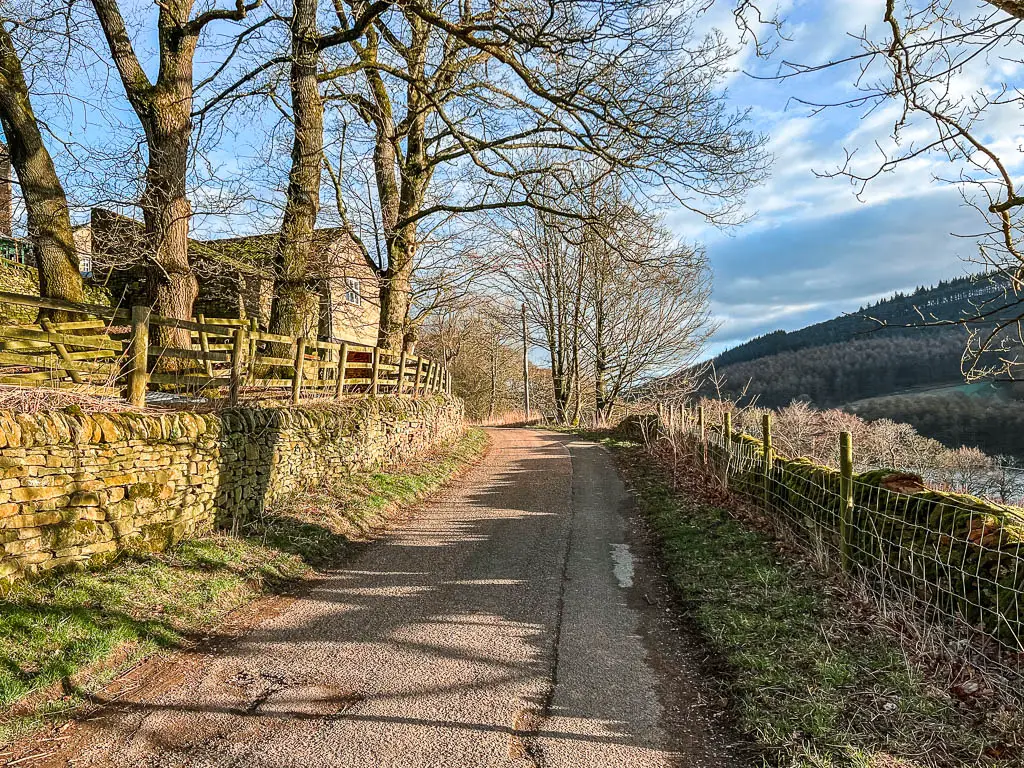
[
  {"x1": 762, "y1": 412, "x2": 773, "y2": 508},
  {"x1": 291, "y1": 336, "x2": 307, "y2": 404},
  {"x1": 839, "y1": 430, "x2": 854, "y2": 572},
  {"x1": 229, "y1": 327, "x2": 246, "y2": 406},
  {"x1": 723, "y1": 411, "x2": 733, "y2": 489},
  {"x1": 125, "y1": 305, "x2": 150, "y2": 407}
]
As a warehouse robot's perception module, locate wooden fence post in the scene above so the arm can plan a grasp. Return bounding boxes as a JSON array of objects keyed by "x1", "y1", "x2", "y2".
[
  {"x1": 229, "y1": 327, "x2": 246, "y2": 406},
  {"x1": 413, "y1": 357, "x2": 424, "y2": 398},
  {"x1": 247, "y1": 317, "x2": 258, "y2": 379},
  {"x1": 335, "y1": 342, "x2": 348, "y2": 399},
  {"x1": 697, "y1": 405, "x2": 705, "y2": 442},
  {"x1": 291, "y1": 336, "x2": 306, "y2": 405},
  {"x1": 839, "y1": 431, "x2": 854, "y2": 572},
  {"x1": 723, "y1": 411, "x2": 732, "y2": 443},
  {"x1": 398, "y1": 349, "x2": 408, "y2": 396},
  {"x1": 370, "y1": 348, "x2": 381, "y2": 395},
  {"x1": 762, "y1": 412, "x2": 773, "y2": 507},
  {"x1": 126, "y1": 305, "x2": 150, "y2": 407},
  {"x1": 196, "y1": 314, "x2": 214, "y2": 377}
]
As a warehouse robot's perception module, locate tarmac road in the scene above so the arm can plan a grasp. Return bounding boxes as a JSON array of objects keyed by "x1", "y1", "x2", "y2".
[{"x1": 17, "y1": 428, "x2": 740, "y2": 767}]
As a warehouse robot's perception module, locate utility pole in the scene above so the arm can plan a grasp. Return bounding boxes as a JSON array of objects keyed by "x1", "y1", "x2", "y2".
[{"x1": 521, "y1": 303, "x2": 531, "y2": 419}]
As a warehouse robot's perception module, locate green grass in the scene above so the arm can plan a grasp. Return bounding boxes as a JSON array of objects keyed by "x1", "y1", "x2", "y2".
[
  {"x1": 0, "y1": 428, "x2": 488, "y2": 744},
  {"x1": 602, "y1": 436, "x2": 1021, "y2": 768}
]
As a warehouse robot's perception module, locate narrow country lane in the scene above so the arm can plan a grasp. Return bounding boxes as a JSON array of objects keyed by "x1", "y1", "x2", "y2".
[{"x1": 18, "y1": 429, "x2": 739, "y2": 768}]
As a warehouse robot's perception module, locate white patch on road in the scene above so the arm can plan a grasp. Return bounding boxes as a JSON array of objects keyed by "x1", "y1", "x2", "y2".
[{"x1": 610, "y1": 543, "x2": 635, "y2": 588}]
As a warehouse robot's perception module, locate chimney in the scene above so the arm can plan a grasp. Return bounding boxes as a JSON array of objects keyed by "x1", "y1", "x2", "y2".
[{"x1": 0, "y1": 142, "x2": 11, "y2": 238}]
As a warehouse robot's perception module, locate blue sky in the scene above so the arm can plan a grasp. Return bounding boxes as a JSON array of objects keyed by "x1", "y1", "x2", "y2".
[{"x1": 684, "y1": 0, "x2": 1021, "y2": 357}]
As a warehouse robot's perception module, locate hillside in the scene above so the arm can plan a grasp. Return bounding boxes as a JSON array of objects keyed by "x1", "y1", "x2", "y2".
[
  {"x1": 702, "y1": 270, "x2": 1024, "y2": 459},
  {"x1": 715, "y1": 271, "x2": 1013, "y2": 369}
]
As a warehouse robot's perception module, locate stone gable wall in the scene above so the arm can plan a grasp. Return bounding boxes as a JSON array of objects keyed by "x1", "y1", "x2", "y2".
[{"x1": 0, "y1": 396, "x2": 463, "y2": 582}]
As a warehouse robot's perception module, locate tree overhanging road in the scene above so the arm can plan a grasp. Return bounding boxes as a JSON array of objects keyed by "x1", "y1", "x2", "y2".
[{"x1": 17, "y1": 429, "x2": 741, "y2": 767}]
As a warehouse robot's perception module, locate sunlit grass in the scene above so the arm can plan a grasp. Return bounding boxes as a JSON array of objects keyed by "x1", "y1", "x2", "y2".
[{"x1": 604, "y1": 436, "x2": 1020, "y2": 768}]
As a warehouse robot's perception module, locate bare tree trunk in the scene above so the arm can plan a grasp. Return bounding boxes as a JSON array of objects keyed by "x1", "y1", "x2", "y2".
[
  {"x1": 270, "y1": 0, "x2": 322, "y2": 339},
  {"x1": 92, "y1": 0, "x2": 259, "y2": 347},
  {"x1": 143, "y1": 114, "x2": 198, "y2": 347},
  {"x1": 488, "y1": 332, "x2": 497, "y2": 419},
  {"x1": 378, "y1": 229, "x2": 416, "y2": 351},
  {"x1": 595, "y1": 301, "x2": 609, "y2": 421},
  {"x1": 0, "y1": 27, "x2": 85, "y2": 318},
  {"x1": 0, "y1": 141, "x2": 11, "y2": 237}
]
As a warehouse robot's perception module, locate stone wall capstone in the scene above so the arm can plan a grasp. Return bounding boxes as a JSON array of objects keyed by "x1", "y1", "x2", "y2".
[{"x1": 0, "y1": 395, "x2": 463, "y2": 582}]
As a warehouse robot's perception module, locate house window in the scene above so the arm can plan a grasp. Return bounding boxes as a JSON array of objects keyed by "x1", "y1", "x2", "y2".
[{"x1": 345, "y1": 277, "x2": 362, "y2": 306}]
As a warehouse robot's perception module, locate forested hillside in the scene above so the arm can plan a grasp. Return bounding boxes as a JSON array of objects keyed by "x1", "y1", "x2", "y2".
[
  {"x1": 716, "y1": 271, "x2": 1011, "y2": 368},
  {"x1": 705, "y1": 271, "x2": 1021, "y2": 407},
  {"x1": 849, "y1": 391, "x2": 1024, "y2": 461},
  {"x1": 702, "y1": 270, "x2": 1024, "y2": 460},
  {"x1": 709, "y1": 329, "x2": 966, "y2": 407}
]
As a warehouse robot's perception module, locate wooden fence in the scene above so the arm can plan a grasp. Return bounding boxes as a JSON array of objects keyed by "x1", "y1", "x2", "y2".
[{"x1": 0, "y1": 290, "x2": 452, "y2": 406}]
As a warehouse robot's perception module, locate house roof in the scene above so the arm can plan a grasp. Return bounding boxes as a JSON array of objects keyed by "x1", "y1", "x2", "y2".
[{"x1": 85, "y1": 208, "x2": 378, "y2": 276}]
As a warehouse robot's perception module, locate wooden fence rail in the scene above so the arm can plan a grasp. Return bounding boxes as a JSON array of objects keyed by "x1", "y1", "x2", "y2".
[{"x1": 0, "y1": 291, "x2": 453, "y2": 406}]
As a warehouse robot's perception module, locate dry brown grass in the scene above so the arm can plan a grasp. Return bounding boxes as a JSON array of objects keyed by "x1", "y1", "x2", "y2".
[
  {"x1": 472, "y1": 409, "x2": 544, "y2": 427},
  {"x1": 0, "y1": 385, "x2": 141, "y2": 415}
]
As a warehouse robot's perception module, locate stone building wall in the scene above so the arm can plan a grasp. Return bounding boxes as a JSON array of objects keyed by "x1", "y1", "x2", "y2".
[
  {"x1": 0, "y1": 259, "x2": 110, "y2": 324},
  {"x1": 0, "y1": 395, "x2": 463, "y2": 582}
]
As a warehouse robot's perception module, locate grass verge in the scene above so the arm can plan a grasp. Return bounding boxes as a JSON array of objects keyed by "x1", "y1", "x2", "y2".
[
  {"x1": 603, "y1": 435, "x2": 1021, "y2": 768},
  {"x1": 0, "y1": 428, "x2": 488, "y2": 745}
]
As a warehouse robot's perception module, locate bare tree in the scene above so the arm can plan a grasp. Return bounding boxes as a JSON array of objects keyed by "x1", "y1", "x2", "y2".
[
  {"x1": 317, "y1": 0, "x2": 767, "y2": 351},
  {"x1": 89, "y1": 0, "x2": 262, "y2": 344},
  {"x1": 578, "y1": 182, "x2": 714, "y2": 421},
  {"x1": 494, "y1": 203, "x2": 585, "y2": 422},
  {"x1": 265, "y1": 0, "x2": 387, "y2": 338},
  {"x1": 0, "y1": 18, "x2": 85, "y2": 315}
]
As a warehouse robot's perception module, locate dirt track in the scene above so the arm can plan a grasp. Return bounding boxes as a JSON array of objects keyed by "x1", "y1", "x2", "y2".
[{"x1": 10, "y1": 428, "x2": 742, "y2": 767}]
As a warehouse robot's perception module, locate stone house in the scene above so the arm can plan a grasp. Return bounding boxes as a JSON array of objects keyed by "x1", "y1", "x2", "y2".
[{"x1": 76, "y1": 208, "x2": 381, "y2": 347}]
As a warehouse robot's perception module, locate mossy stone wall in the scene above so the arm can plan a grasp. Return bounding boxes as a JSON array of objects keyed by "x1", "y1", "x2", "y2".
[
  {"x1": 0, "y1": 396, "x2": 463, "y2": 582},
  {"x1": 0, "y1": 260, "x2": 111, "y2": 324},
  {"x1": 703, "y1": 424, "x2": 1024, "y2": 650}
]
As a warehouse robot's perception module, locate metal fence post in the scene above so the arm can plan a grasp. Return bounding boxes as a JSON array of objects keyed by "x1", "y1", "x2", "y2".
[
  {"x1": 126, "y1": 305, "x2": 150, "y2": 407},
  {"x1": 839, "y1": 431, "x2": 854, "y2": 572},
  {"x1": 229, "y1": 327, "x2": 246, "y2": 406},
  {"x1": 291, "y1": 336, "x2": 306, "y2": 405}
]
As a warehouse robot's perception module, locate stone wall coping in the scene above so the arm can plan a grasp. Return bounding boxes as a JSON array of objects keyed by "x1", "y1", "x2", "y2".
[{"x1": 0, "y1": 394, "x2": 453, "y2": 448}]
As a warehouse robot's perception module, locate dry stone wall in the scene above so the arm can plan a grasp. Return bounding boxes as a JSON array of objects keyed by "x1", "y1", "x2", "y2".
[{"x1": 0, "y1": 395, "x2": 463, "y2": 582}]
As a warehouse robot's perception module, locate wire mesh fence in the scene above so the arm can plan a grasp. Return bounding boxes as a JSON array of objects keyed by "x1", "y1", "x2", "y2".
[{"x1": 659, "y1": 404, "x2": 1024, "y2": 695}]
